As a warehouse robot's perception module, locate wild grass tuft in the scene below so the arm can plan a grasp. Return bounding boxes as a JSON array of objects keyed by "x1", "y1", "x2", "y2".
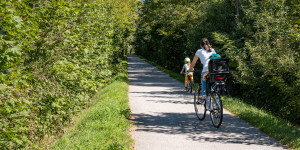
[{"x1": 51, "y1": 73, "x2": 133, "y2": 150}]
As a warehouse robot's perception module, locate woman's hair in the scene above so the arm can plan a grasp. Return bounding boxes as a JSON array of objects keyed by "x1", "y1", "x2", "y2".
[{"x1": 200, "y1": 38, "x2": 212, "y2": 52}]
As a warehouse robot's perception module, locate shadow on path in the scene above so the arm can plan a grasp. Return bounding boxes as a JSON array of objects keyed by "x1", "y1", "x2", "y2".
[
  {"x1": 130, "y1": 112, "x2": 282, "y2": 148},
  {"x1": 129, "y1": 55, "x2": 285, "y2": 149}
]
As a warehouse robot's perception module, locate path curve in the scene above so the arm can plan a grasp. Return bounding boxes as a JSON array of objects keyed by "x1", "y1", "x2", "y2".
[{"x1": 128, "y1": 55, "x2": 286, "y2": 150}]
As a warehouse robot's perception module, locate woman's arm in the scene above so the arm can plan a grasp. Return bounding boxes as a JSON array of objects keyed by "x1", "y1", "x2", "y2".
[{"x1": 188, "y1": 55, "x2": 199, "y2": 72}]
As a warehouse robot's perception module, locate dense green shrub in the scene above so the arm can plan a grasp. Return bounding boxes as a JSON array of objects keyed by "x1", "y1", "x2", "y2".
[
  {"x1": 213, "y1": 0, "x2": 300, "y2": 124},
  {"x1": 135, "y1": 0, "x2": 299, "y2": 124},
  {"x1": 0, "y1": 0, "x2": 138, "y2": 149}
]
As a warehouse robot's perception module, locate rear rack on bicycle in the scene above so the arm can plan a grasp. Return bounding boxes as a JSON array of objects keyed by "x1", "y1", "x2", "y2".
[{"x1": 208, "y1": 58, "x2": 229, "y2": 82}]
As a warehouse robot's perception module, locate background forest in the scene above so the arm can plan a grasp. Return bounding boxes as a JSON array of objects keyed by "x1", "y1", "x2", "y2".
[
  {"x1": 0, "y1": 0, "x2": 138, "y2": 149},
  {"x1": 1, "y1": 0, "x2": 299, "y2": 149},
  {"x1": 135, "y1": 0, "x2": 299, "y2": 125}
]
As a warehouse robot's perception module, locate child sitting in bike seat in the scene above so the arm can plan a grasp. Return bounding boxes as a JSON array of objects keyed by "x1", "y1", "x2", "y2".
[
  {"x1": 202, "y1": 53, "x2": 221, "y2": 81},
  {"x1": 180, "y1": 57, "x2": 194, "y2": 90}
]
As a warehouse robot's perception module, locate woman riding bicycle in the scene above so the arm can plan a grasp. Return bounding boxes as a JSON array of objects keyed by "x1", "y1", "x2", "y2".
[
  {"x1": 180, "y1": 57, "x2": 194, "y2": 90},
  {"x1": 188, "y1": 38, "x2": 216, "y2": 101}
]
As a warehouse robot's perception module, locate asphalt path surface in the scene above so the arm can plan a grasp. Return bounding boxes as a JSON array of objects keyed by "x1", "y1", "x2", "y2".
[{"x1": 128, "y1": 55, "x2": 286, "y2": 150}]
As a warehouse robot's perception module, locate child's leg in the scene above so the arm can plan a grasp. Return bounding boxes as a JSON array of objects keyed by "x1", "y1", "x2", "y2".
[
  {"x1": 185, "y1": 74, "x2": 188, "y2": 87},
  {"x1": 189, "y1": 73, "x2": 194, "y2": 83},
  {"x1": 201, "y1": 72, "x2": 206, "y2": 96}
]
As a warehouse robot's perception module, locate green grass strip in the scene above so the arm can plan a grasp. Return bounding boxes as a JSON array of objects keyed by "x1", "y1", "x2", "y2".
[
  {"x1": 51, "y1": 73, "x2": 133, "y2": 150},
  {"x1": 223, "y1": 97, "x2": 300, "y2": 150},
  {"x1": 137, "y1": 55, "x2": 300, "y2": 150}
]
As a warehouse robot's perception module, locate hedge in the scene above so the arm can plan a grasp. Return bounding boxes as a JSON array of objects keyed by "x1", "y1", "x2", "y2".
[{"x1": 0, "y1": 0, "x2": 138, "y2": 149}]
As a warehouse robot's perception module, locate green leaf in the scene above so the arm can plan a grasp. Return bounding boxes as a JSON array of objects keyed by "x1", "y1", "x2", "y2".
[
  {"x1": 6, "y1": 46, "x2": 22, "y2": 55},
  {"x1": 13, "y1": 16, "x2": 22, "y2": 23}
]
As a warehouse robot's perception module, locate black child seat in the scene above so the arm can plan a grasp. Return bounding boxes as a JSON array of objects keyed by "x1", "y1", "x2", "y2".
[{"x1": 208, "y1": 58, "x2": 229, "y2": 83}]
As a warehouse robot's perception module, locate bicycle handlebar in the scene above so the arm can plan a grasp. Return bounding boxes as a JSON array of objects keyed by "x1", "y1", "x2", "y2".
[{"x1": 188, "y1": 68, "x2": 202, "y2": 73}]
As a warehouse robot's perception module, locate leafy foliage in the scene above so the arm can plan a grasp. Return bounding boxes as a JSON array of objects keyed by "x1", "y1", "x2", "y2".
[
  {"x1": 0, "y1": 0, "x2": 138, "y2": 149},
  {"x1": 52, "y1": 73, "x2": 132, "y2": 150},
  {"x1": 135, "y1": 0, "x2": 300, "y2": 125}
]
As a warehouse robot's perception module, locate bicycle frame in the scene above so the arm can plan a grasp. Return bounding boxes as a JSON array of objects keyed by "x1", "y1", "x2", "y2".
[
  {"x1": 187, "y1": 74, "x2": 192, "y2": 83},
  {"x1": 206, "y1": 79, "x2": 225, "y2": 109},
  {"x1": 194, "y1": 58, "x2": 229, "y2": 128}
]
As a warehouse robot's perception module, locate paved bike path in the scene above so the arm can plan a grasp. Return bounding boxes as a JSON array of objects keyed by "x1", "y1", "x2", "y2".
[{"x1": 128, "y1": 55, "x2": 286, "y2": 150}]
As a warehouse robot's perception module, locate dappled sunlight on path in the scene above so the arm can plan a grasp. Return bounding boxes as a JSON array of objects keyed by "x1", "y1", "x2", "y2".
[{"x1": 128, "y1": 55, "x2": 286, "y2": 150}]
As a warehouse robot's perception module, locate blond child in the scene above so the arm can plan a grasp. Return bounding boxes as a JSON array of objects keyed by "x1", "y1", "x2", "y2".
[{"x1": 180, "y1": 57, "x2": 194, "y2": 90}]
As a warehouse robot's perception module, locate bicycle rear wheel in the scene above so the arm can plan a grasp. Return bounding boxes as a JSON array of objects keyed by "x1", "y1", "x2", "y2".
[
  {"x1": 186, "y1": 82, "x2": 190, "y2": 92},
  {"x1": 210, "y1": 92, "x2": 223, "y2": 128},
  {"x1": 194, "y1": 88, "x2": 206, "y2": 120}
]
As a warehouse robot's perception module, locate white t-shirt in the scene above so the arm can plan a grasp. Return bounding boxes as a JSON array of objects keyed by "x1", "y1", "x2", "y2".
[
  {"x1": 182, "y1": 64, "x2": 190, "y2": 74},
  {"x1": 195, "y1": 48, "x2": 216, "y2": 72}
]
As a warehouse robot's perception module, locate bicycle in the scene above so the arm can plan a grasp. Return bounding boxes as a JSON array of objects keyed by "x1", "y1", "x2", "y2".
[
  {"x1": 193, "y1": 58, "x2": 229, "y2": 128},
  {"x1": 185, "y1": 73, "x2": 193, "y2": 93}
]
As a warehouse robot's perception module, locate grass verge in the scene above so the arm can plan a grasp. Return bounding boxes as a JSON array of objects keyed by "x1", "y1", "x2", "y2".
[
  {"x1": 50, "y1": 73, "x2": 133, "y2": 150},
  {"x1": 137, "y1": 55, "x2": 300, "y2": 150},
  {"x1": 223, "y1": 97, "x2": 300, "y2": 149}
]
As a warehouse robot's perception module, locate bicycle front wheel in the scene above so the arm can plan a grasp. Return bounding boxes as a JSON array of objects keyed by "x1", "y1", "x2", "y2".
[
  {"x1": 194, "y1": 88, "x2": 206, "y2": 120},
  {"x1": 210, "y1": 92, "x2": 223, "y2": 128}
]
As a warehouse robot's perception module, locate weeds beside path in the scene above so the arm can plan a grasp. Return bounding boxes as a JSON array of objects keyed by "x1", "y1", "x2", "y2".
[{"x1": 51, "y1": 73, "x2": 133, "y2": 150}]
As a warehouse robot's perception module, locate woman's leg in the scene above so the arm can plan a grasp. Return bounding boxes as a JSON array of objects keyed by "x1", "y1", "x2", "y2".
[{"x1": 201, "y1": 72, "x2": 206, "y2": 96}]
